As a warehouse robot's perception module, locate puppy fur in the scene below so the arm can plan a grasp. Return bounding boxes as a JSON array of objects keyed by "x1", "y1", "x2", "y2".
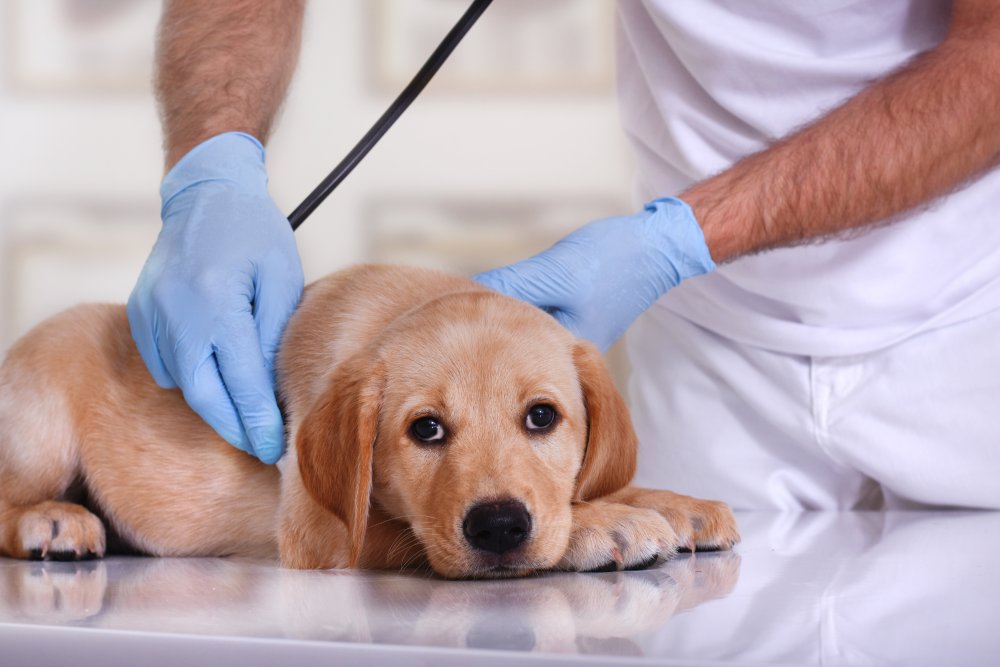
[{"x1": 0, "y1": 265, "x2": 738, "y2": 577}]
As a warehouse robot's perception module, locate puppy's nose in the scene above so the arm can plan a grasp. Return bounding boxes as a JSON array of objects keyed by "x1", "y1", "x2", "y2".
[{"x1": 463, "y1": 499, "x2": 532, "y2": 554}]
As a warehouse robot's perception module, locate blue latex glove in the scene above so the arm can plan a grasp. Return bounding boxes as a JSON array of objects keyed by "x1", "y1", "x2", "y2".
[
  {"x1": 474, "y1": 197, "x2": 715, "y2": 351},
  {"x1": 127, "y1": 132, "x2": 304, "y2": 464}
]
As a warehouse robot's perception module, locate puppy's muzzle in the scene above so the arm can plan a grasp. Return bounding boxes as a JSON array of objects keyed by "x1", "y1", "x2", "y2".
[{"x1": 462, "y1": 499, "x2": 531, "y2": 555}]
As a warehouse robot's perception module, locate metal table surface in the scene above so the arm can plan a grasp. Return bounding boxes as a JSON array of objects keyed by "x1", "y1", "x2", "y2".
[{"x1": 1, "y1": 511, "x2": 997, "y2": 666}]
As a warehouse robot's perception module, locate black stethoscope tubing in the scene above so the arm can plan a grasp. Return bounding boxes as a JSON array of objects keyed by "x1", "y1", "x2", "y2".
[{"x1": 287, "y1": 0, "x2": 493, "y2": 231}]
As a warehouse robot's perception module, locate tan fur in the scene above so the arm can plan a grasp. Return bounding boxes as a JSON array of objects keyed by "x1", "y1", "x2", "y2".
[{"x1": 0, "y1": 265, "x2": 738, "y2": 577}]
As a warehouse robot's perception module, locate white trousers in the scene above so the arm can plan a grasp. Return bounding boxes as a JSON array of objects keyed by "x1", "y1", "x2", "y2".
[{"x1": 626, "y1": 304, "x2": 1000, "y2": 510}]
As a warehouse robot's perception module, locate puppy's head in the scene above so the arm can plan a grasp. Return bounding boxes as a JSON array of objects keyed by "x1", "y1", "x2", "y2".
[{"x1": 297, "y1": 291, "x2": 636, "y2": 578}]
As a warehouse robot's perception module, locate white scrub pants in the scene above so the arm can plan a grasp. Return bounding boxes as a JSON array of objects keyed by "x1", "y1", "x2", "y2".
[{"x1": 626, "y1": 305, "x2": 1000, "y2": 510}]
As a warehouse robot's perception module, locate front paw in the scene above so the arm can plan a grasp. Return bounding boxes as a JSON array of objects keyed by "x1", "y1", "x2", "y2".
[
  {"x1": 608, "y1": 488, "x2": 740, "y2": 552},
  {"x1": 673, "y1": 499, "x2": 740, "y2": 553},
  {"x1": 559, "y1": 501, "x2": 681, "y2": 572}
]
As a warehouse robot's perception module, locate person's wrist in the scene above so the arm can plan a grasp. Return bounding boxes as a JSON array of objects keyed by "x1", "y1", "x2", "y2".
[
  {"x1": 678, "y1": 179, "x2": 751, "y2": 263},
  {"x1": 160, "y1": 132, "x2": 270, "y2": 208}
]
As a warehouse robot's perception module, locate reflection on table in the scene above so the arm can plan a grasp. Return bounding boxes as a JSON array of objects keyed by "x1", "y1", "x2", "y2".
[
  {"x1": 1, "y1": 511, "x2": 998, "y2": 665},
  {"x1": 0, "y1": 548, "x2": 738, "y2": 656}
]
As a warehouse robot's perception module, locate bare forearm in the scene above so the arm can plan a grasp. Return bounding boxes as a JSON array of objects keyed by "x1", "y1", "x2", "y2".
[
  {"x1": 155, "y1": 0, "x2": 305, "y2": 170},
  {"x1": 685, "y1": 0, "x2": 1000, "y2": 263}
]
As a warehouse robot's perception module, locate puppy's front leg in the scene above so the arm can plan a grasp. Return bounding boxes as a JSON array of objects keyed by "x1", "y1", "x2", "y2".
[
  {"x1": 559, "y1": 499, "x2": 682, "y2": 572},
  {"x1": 602, "y1": 486, "x2": 740, "y2": 553},
  {"x1": 560, "y1": 488, "x2": 739, "y2": 572},
  {"x1": 278, "y1": 475, "x2": 426, "y2": 571},
  {"x1": 277, "y1": 471, "x2": 353, "y2": 570}
]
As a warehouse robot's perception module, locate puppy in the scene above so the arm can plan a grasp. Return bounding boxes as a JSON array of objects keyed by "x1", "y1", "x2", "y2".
[{"x1": 0, "y1": 265, "x2": 738, "y2": 577}]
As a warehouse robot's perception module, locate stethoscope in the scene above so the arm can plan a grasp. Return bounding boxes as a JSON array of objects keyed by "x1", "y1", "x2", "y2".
[{"x1": 287, "y1": 0, "x2": 492, "y2": 231}]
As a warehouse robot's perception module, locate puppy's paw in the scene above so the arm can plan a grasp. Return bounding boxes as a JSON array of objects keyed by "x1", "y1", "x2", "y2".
[
  {"x1": 611, "y1": 489, "x2": 740, "y2": 552},
  {"x1": 559, "y1": 501, "x2": 681, "y2": 573},
  {"x1": 14, "y1": 501, "x2": 106, "y2": 561},
  {"x1": 672, "y1": 499, "x2": 740, "y2": 553}
]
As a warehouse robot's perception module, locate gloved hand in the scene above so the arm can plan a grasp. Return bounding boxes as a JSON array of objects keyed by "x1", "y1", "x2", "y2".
[
  {"x1": 474, "y1": 197, "x2": 715, "y2": 351},
  {"x1": 128, "y1": 132, "x2": 304, "y2": 464}
]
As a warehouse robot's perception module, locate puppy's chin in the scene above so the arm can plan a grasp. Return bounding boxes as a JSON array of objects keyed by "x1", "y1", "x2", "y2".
[
  {"x1": 423, "y1": 541, "x2": 565, "y2": 580},
  {"x1": 431, "y1": 555, "x2": 548, "y2": 580},
  {"x1": 463, "y1": 550, "x2": 546, "y2": 580}
]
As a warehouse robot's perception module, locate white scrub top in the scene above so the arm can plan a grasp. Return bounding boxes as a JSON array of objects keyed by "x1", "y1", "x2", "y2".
[{"x1": 616, "y1": 0, "x2": 1000, "y2": 356}]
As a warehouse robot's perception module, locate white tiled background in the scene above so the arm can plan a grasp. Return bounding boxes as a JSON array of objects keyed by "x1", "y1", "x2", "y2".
[{"x1": 0, "y1": 0, "x2": 634, "y2": 358}]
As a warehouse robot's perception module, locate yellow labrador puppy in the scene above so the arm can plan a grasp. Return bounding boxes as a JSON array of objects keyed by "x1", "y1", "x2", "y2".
[{"x1": 0, "y1": 265, "x2": 738, "y2": 577}]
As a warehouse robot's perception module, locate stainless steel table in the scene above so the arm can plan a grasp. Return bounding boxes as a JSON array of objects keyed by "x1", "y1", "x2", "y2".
[{"x1": 2, "y1": 511, "x2": 997, "y2": 666}]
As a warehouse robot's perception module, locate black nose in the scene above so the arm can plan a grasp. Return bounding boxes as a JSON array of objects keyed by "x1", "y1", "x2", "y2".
[{"x1": 462, "y1": 499, "x2": 532, "y2": 554}]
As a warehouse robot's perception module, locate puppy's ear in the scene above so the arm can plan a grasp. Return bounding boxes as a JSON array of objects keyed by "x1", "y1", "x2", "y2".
[
  {"x1": 296, "y1": 353, "x2": 384, "y2": 567},
  {"x1": 573, "y1": 342, "x2": 637, "y2": 500}
]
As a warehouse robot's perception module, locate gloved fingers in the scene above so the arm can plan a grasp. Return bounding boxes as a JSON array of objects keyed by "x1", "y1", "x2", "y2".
[
  {"x1": 474, "y1": 253, "x2": 577, "y2": 309},
  {"x1": 178, "y1": 352, "x2": 254, "y2": 456},
  {"x1": 125, "y1": 295, "x2": 177, "y2": 389},
  {"x1": 213, "y1": 318, "x2": 286, "y2": 465},
  {"x1": 472, "y1": 267, "x2": 506, "y2": 296},
  {"x1": 549, "y1": 308, "x2": 586, "y2": 340},
  {"x1": 549, "y1": 308, "x2": 618, "y2": 352},
  {"x1": 253, "y1": 260, "x2": 304, "y2": 374},
  {"x1": 478, "y1": 259, "x2": 616, "y2": 348}
]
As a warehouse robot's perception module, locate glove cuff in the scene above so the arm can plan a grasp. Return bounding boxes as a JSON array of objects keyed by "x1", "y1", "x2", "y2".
[
  {"x1": 644, "y1": 196, "x2": 717, "y2": 283},
  {"x1": 160, "y1": 132, "x2": 269, "y2": 207}
]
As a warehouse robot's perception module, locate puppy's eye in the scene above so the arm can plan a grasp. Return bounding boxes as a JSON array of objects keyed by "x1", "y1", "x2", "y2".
[
  {"x1": 526, "y1": 404, "x2": 557, "y2": 431},
  {"x1": 410, "y1": 416, "x2": 446, "y2": 443}
]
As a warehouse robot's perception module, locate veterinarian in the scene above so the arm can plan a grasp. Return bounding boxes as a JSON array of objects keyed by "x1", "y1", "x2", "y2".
[{"x1": 129, "y1": 1, "x2": 1000, "y2": 510}]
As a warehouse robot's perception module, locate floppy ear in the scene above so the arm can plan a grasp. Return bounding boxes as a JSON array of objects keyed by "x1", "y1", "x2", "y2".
[
  {"x1": 295, "y1": 352, "x2": 384, "y2": 567},
  {"x1": 573, "y1": 341, "x2": 638, "y2": 500}
]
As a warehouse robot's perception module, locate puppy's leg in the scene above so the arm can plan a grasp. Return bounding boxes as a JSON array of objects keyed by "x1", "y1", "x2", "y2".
[
  {"x1": 278, "y1": 481, "x2": 424, "y2": 571},
  {"x1": 559, "y1": 499, "x2": 682, "y2": 572},
  {"x1": 278, "y1": 506, "x2": 349, "y2": 569},
  {"x1": 602, "y1": 486, "x2": 740, "y2": 552},
  {"x1": 277, "y1": 470, "x2": 353, "y2": 569},
  {"x1": 0, "y1": 363, "x2": 105, "y2": 560}
]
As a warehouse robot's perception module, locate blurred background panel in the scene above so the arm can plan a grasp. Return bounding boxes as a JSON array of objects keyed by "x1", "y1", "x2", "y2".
[
  {"x1": 370, "y1": 0, "x2": 614, "y2": 94},
  {"x1": 0, "y1": 0, "x2": 633, "y2": 360},
  {"x1": 5, "y1": 0, "x2": 158, "y2": 92}
]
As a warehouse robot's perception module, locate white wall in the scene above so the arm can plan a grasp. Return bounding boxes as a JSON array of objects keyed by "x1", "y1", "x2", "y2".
[{"x1": 0, "y1": 0, "x2": 634, "y2": 362}]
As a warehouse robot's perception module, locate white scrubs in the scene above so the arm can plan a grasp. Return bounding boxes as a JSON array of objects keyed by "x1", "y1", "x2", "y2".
[{"x1": 616, "y1": 0, "x2": 1000, "y2": 509}]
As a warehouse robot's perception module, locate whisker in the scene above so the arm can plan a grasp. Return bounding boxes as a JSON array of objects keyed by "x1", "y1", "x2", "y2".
[
  {"x1": 387, "y1": 534, "x2": 422, "y2": 559},
  {"x1": 366, "y1": 513, "x2": 434, "y2": 530}
]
